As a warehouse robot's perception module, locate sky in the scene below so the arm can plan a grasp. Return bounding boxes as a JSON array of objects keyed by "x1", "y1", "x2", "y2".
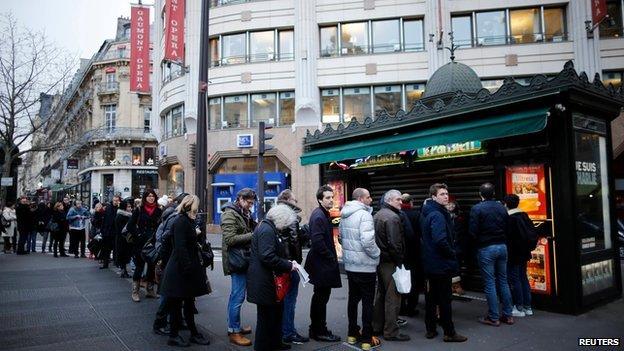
[{"x1": 0, "y1": 0, "x2": 154, "y2": 59}]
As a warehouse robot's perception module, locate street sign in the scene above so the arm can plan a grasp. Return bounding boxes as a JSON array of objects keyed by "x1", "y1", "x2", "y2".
[
  {"x1": 1, "y1": 177, "x2": 13, "y2": 186},
  {"x1": 237, "y1": 134, "x2": 253, "y2": 148}
]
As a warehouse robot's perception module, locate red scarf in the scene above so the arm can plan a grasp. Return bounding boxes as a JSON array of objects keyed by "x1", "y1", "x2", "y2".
[
  {"x1": 401, "y1": 203, "x2": 412, "y2": 210},
  {"x1": 143, "y1": 202, "x2": 157, "y2": 216}
]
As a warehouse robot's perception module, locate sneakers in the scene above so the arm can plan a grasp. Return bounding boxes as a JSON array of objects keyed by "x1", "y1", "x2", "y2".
[
  {"x1": 228, "y1": 333, "x2": 252, "y2": 346},
  {"x1": 500, "y1": 316, "x2": 515, "y2": 325},
  {"x1": 444, "y1": 333, "x2": 468, "y2": 342},
  {"x1": 131, "y1": 281, "x2": 140, "y2": 302},
  {"x1": 361, "y1": 336, "x2": 381, "y2": 350},
  {"x1": 283, "y1": 333, "x2": 309, "y2": 344},
  {"x1": 524, "y1": 307, "x2": 534, "y2": 316},
  {"x1": 145, "y1": 283, "x2": 158, "y2": 298},
  {"x1": 396, "y1": 318, "x2": 407, "y2": 327},
  {"x1": 512, "y1": 306, "x2": 526, "y2": 317},
  {"x1": 478, "y1": 316, "x2": 500, "y2": 327},
  {"x1": 309, "y1": 330, "x2": 341, "y2": 342}
]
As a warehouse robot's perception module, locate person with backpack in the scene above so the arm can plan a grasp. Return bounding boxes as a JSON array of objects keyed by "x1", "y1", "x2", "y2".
[{"x1": 504, "y1": 194, "x2": 537, "y2": 317}]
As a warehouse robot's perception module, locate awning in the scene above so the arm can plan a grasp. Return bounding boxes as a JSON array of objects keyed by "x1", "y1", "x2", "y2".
[{"x1": 300, "y1": 108, "x2": 548, "y2": 166}]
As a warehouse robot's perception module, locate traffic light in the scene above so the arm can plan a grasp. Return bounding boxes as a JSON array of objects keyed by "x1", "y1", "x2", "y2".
[{"x1": 258, "y1": 121, "x2": 273, "y2": 154}]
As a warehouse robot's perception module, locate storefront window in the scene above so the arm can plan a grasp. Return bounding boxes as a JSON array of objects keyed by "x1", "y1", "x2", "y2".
[
  {"x1": 343, "y1": 87, "x2": 371, "y2": 123},
  {"x1": 599, "y1": 1, "x2": 623, "y2": 38},
  {"x1": 224, "y1": 95, "x2": 248, "y2": 128},
  {"x1": 374, "y1": 85, "x2": 402, "y2": 117},
  {"x1": 279, "y1": 30, "x2": 294, "y2": 60},
  {"x1": 510, "y1": 8, "x2": 541, "y2": 43},
  {"x1": 144, "y1": 147, "x2": 156, "y2": 165},
  {"x1": 210, "y1": 37, "x2": 220, "y2": 66},
  {"x1": 279, "y1": 92, "x2": 295, "y2": 126},
  {"x1": 321, "y1": 89, "x2": 340, "y2": 123},
  {"x1": 574, "y1": 128, "x2": 612, "y2": 252},
  {"x1": 341, "y1": 22, "x2": 368, "y2": 55},
  {"x1": 250, "y1": 31, "x2": 275, "y2": 62},
  {"x1": 251, "y1": 93, "x2": 277, "y2": 126},
  {"x1": 452, "y1": 15, "x2": 473, "y2": 48},
  {"x1": 320, "y1": 26, "x2": 338, "y2": 57},
  {"x1": 372, "y1": 19, "x2": 400, "y2": 53},
  {"x1": 222, "y1": 33, "x2": 246, "y2": 65},
  {"x1": 603, "y1": 71, "x2": 623, "y2": 89},
  {"x1": 403, "y1": 19, "x2": 424, "y2": 51},
  {"x1": 405, "y1": 83, "x2": 425, "y2": 110},
  {"x1": 476, "y1": 10, "x2": 507, "y2": 46},
  {"x1": 209, "y1": 97, "x2": 222, "y2": 129},
  {"x1": 168, "y1": 164, "x2": 185, "y2": 196},
  {"x1": 544, "y1": 7, "x2": 566, "y2": 42},
  {"x1": 216, "y1": 156, "x2": 289, "y2": 174},
  {"x1": 132, "y1": 147, "x2": 142, "y2": 165}
]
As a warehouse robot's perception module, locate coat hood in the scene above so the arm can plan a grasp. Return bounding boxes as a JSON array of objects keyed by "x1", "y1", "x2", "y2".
[
  {"x1": 161, "y1": 206, "x2": 177, "y2": 221},
  {"x1": 341, "y1": 200, "x2": 372, "y2": 218},
  {"x1": 221, "y1": 201, "x2": 242, "y2": 214}
]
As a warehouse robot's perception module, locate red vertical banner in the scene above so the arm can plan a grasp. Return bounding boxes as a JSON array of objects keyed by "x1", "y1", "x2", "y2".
[
  {"x1": 130, "y1": 6, "x2": 150, "y2": 93},
  {"x1": 164, "y1": 0, "x2": 185, "y2": 62},
  {"x1": 592, "y1": 0, "x2": 608, "y2": 25}
]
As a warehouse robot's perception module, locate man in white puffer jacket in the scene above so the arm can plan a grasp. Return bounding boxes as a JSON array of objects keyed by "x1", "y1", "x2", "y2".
[{"x1": 339, "y1": 188, "x2": 381, "y2": 350}]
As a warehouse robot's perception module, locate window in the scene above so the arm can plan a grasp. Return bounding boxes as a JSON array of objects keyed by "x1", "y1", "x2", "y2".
[
  {"x1": 172, "y1": 105, "x2": 184, "y2": 136},
  {"x1": 250, "y1": 31, "x2": 275, "y2": 62},
  {"x1": 452, "y1": 16, "x2": 473, "y2": 48},
  {"x1": 343, "y1": 87, "x2": 371, "y2": 123},
  {"x1": 476, "y1": 10, "x2": 507, "y2": 46},
  {"x1": 405, "y1": 83, "x2": 425, "y2": 110},
  {"x1": 251, "y1": 93, "x2": 277, "y2": 126},
  {"x1": 603, "y1": 71, "x2": 623, "y2": 89},
  {"x1": 106, "y1": 72, "x2": 117, "y2": 90},
  {"x1": 279, "y1": 92, "x2": 295, "y2": 126},
  {"x1": 321, "y1": 89, "x2": 340, "y2": 123},
  {"x1": 374, "y1": 85, "x2": 402, "y2": 116},
  {"x1": 224, "y1": 95, "x2": 248, "y2": 128},
  {"x1": 373, "y1": 19, "x2": 400, "y2": 53},
  {"x1": 168, "y1": 164, "x2": 185, "y2": 195},
  {"x1": 279, "y1": 30, "x2": 294, "y2": 60},
  {"x1": 544, "y1": 7, "x2": 566, "y2": 42},
  {"x1": 320, "y1": 26, "x2": 339, "y2": 57},
  {"x1": 104, "y1": 105, "x2": 116, "y2": 133},
  {"x1": 403, "y1": 19, "x2": 424, "y2": 51},
  {"x1": 210, "y1": 37, "x2": 220, "y2": 66},
  {"x1": 144, "y1": 147, "x2": 156, "y2": 165},
  {"x1": 162, "y1": 61, "x2": 183, "y2": 83},
  {"x1": 222, "y1": 33, "x2": 246, "y2": 65},
  {"x1": 103, "y1": 148, "x2": 116, "y2": 164},
  {"x1": 341, "y1": 22, "x2": 368, "y2": 55},
  {"x1": 209, "y1": 97, "x2": 222, "y2": 129},
  {"x1": 600, "y1": 1, "x2": 623, "y2": 38},
  {"x1": 132, "y1": 147, "x2": 142, "y2": 165},
  {"x1": 510, "y1": 8, "x2": 541, "y2": 43},
  {"x1": 144, "y1": 107, "x2": 151, "y2": 133}
]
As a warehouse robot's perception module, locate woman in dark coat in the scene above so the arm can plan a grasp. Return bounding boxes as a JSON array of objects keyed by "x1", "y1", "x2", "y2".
[
  {"x1": 115, "y1": 198, "x2": 134, "y2": 278},
  {"x1": 50, "y1": 202, "x2": 68, "y2": 257},
  {"x1": 160, "y1": 195, "x2": 210, "y2": 347},
  {"x1": 35, "y1": 202, "x2": 52, "y2": 253},
  {"x1": 247, "y1": 204, "x2": 297, "y2": 351},
  {"x1": 127, "y1": 189, "x2": 162, "y2": 302}
]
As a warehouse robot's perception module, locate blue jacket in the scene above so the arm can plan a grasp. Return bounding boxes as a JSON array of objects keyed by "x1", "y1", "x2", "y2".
[
  {"x1": 66, "y1": 206, "x2": 90, "y2": 230},
  {"x1": 469, "y1": 200, "x2": 508, "y2": 249},
  {"x1": 420, "y1": 200, "x2": 458, "y2": 275}
]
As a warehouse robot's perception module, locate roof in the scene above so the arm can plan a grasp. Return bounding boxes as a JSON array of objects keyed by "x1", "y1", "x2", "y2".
[{"x1": 421, "y1": 61, "x2": 483, "y2": 99}]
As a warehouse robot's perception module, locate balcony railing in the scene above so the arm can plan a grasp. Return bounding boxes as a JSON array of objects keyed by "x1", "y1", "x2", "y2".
[
  {"x1": 97, "y1": 49, "x2": 130, "y2": 62},
  {"x1": 97, "y1": 82, "x2": 119, "y2": 95}
]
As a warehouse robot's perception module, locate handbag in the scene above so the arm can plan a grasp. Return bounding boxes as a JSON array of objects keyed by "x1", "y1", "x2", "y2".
[
  {"x1": 47, "y1": 221, "x2": 59, "y2": 232},
  {"x1": 141, "y1": 239, "x2": 161, "y2": 265},
  {"x1": 274, "y1": 272, "x2": 291, "y2": 302},
  {"x1": 228, "y1": 247, "x2": 250, "y2": 273},
  {"x1": 87, "y1": 238, "x2": 103, "y2": 258},
  {"x1": 198, "y1": 242, "x2": 215, "y2": 269}
]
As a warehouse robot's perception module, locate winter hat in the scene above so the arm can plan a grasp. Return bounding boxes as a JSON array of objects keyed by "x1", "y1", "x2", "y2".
[{"x1": 157, "y1": 195, "x2": 169, "y2": 207}]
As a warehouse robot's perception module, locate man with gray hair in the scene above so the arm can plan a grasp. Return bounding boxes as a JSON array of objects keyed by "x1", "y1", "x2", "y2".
[
  {"x1": 372, "y1": 189, "x2": 410, "y2": 341},
  {"x1": 339, "y1": 188, "x2": 381, "y2": 349}
]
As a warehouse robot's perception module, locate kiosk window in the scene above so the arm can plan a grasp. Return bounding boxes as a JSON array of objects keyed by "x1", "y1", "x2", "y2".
[{"x1": 217, "y1": 197, "x2": 231, "y2": 213}]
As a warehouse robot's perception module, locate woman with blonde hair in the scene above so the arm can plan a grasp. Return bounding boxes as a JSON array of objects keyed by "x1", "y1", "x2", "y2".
[{"x1": 160, "y1": 195, "x2": 210, "y2": 347}]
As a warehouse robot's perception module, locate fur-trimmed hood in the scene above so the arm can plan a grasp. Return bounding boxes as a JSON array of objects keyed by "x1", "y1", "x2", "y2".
[{"x1": 266, "y1": 204, "x2": 296, "y2": 231}]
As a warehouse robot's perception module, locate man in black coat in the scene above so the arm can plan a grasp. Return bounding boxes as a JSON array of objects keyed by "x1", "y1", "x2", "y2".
[
  {"x1": 99, "y1": 195, "x2": 120, "y2": 269},
  {"x1": 304, "y1": 185, "x2": 341, "y2": 342},
  {"x1": 399, "y1": 193, "x2": 423, "y2": 317},
  {"x1": 15, "y1": 197, "x2": 33, "y2": 255}
]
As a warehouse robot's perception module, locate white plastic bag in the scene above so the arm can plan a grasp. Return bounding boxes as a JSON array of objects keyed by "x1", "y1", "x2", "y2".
[{"x1": 392, "y1": 265, "x2": 412, "y2": 294}]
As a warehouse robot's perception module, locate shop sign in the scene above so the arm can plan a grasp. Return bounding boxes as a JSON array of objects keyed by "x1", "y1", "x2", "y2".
[
  {"x1": 237, "y1": 134, "x2": 253, "y2": 148},
  {"x1": 416, "y1": 141, "x2": 482, "y2": 160},
  {"x1": 581, "y1": 259, "x2": 615, "y2": 296},
  {"x1": 130, "y1": 5, "x2": 150, "y2": 93},
  {"x1": 1, "y1": 177, "x2": 13, "y2": 186},
  {"x1": 591, "y1": 0, "x2": 608, "y2": 26},
  {"x1": 527, "y1": 238, "x2": 552, "y2": 294},
  {"x1": 352, "y1": 153, "x2": 405, "y2": 169},
  {"x1": 505, "y1": 164, "x2": 548, "y2": 220},
  {"x1": 67, "y1": 159, "x2": 79, "y2": 169},
  {"x1": 133, "y1": 169, "x2": 159, "y2": 175}
]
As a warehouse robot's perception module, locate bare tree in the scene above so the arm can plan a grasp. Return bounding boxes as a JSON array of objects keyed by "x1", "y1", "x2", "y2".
[{"x1": 0, "y1": 13, "x2": 76, "y2": 203}]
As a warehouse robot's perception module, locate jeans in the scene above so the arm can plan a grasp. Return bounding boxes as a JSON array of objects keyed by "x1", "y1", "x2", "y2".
[
  {"x1": 347, "y1": 271, "x2": 376, "y2": 341},
  {"x1": 256, "y1": 304, "x2": 284, "y2": 351},
  {"x1": 282, "y1": 271, "x2": 300, "y2": 338},
  {"x1": 507, "y1": 261, "x2": 532, "y2": 309},
  {"x1": 27, "y1": 231, "x2": 37, "y2": 252},
  {"x1": 425, "y1": 274, "x2": 455, "y2": 336},
  {"x1": 228, "y1": 272, "x2": 247, "y2": 333},
  {"x1": 39, "y1": 231, "x2": 49, "y2": 252},
  {"x1": 477, "y1": 244, "x2": 513, "y2": 321},
  {"x1": 372, "y1": 262, "x2": 401, "y2": 338}
]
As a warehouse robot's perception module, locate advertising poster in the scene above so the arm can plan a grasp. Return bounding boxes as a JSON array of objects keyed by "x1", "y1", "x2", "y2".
[
  {"x1": 327, "y1": 180, "x2": 345, "y2": 209},
  {"x1": 505, "y1": 164, "x2": 548, "y2": 220},
  {"x1": 581, "y1": 259, "x2": 615, "y2": 296},
  {"x1": 527, "y1": 238, "x2": 552, "y2": 294},
  {"x1": 327, "y1": 180, "x2": 345, "y2": 258}
]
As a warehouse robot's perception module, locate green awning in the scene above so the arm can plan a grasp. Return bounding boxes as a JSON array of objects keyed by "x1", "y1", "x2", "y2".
[{"x1": 300, "y1": 108, "x2": 548, "y2": 165}]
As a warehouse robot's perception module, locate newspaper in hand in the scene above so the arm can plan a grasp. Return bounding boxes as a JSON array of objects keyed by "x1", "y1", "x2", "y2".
[{"x1": 292, "y1": 261, "x2": 310, "y2": 287}]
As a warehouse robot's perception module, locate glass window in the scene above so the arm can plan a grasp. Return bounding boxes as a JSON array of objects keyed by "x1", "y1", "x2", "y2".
[
  {"x1": 279, "y1": 30, "x2": 294, "y2": 60},
  {"x1": 341, "y1": 22, "x2": 368, "y2": 55},
  {"x1": 321, "y1": 89, "x2": 340, "y2": 123},
  {"x1": 476, "y1": 10, "x2": 507, "y2": 46},
  {"x1": 222, "y1": 33, "x2": 246, "y2": 65},
  {"x1": 103, "y1": 148, "x2": 116, "y2": 163},
  {"x1": 250, "y1": 31, "x2": 275, "y2": 62},
  {"x1": 132, "y1": 147, "x2": 142, "y2": 165},
  {"x1": 603, "y1": 71, "x2": 623, "y2": 89},
  {"x1": 144, "y1": 107, "x2": 151, "y2": 133},
  {"x1": 372, "y1": 19, "x2": 400, "y2": 53},
  {"x1": 172, "y1": 105, "x2": 184, "y2": 136},
  {"x1": 403, "y1": 19, "x2": 424, "y2": 51},
  {"x1": 168, "y1": 164, "x2": 185, "y2": 196},
  {"x1": 343, "y1": 87, "x2": 371, "y2": 123},
  {"x1": 510, "y1": 8, "x2": 541, "y2": 43},
  {"x1": 210, "y1": 37, "x2": 220, "y2": 66},
  {"x1": 374, "y1": 85, "x2": 402, "y2": 117},
  {"x1": 279, "y1": 92, "x2": 295, "y2": 126},
  {"x1": 451, "y1": 16, "x2": 473, "y2": 47},
  {"x1": 144, "y1": 147, "x2": 156, "y2": 165},
  {"x1": 544, "y1": 7, "x2": 566, "y2": 42},
  {"x1": 251, "y1": 93, "x2": 277, "y2": 127},
  {"x1": 104, "y1": 105, "x2": 116, "y2": 133},
  {"x1": 209, "y1": 97, "x2": 222, "y2": 129},
  {"x1": 405, "y1": 83, "x2": 425, "y2": 110},
  {"x1": 600, "y1": 1, "x2": 623, "y2": 38},
  {"x1": 224, "y1": 95, "x2": 248, "y2": 128},
  {"x1": 320, "y1": 26, "x2": 338, "y2": 57}
]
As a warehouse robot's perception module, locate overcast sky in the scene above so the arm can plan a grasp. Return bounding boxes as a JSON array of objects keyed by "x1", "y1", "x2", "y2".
[{"x1": 1, "y1": 0, "x2": 154, "y2": 59}]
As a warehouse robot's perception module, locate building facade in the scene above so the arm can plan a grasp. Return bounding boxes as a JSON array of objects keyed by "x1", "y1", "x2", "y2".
[
  {"x1": 151, "y1": 0, "x2": 624, "y2": 224},
  {"x1": 37, "y1": 18, "x2": 157, "y2": 207}
]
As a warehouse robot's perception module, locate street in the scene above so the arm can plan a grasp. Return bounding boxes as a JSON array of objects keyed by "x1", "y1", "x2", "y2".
[{"x1": 0, "y1": 246, "x2": 623, "y2": 351}]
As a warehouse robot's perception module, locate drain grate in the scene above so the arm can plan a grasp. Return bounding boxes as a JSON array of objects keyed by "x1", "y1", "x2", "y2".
[{"x1": 314, "y1": 342, "x2": 377, "y2": 351}]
